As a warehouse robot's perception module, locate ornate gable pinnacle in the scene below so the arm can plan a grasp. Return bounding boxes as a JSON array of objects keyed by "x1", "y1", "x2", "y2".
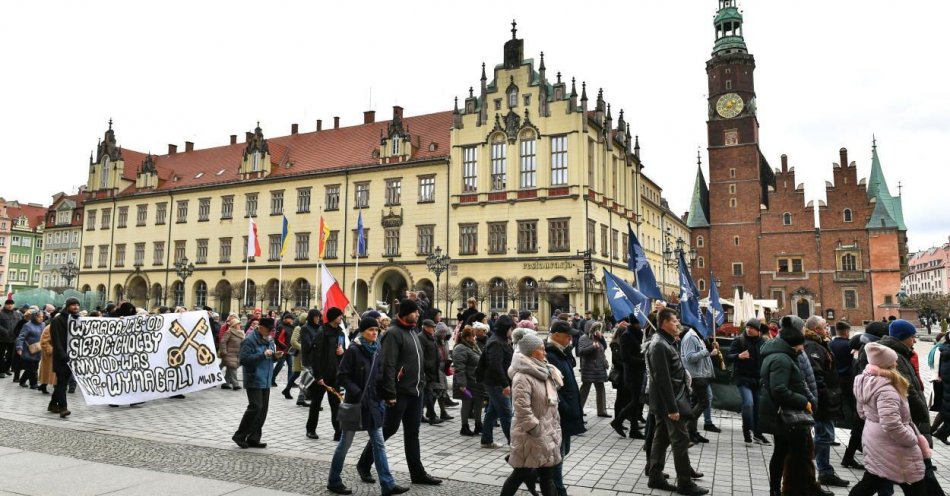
[{"x1": 244, "y1": 123, "x2": 269, "y2": 157}]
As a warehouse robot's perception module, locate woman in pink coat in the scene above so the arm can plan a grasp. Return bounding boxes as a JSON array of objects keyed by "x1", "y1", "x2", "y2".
[{"x1": 850, "y1": 342, "x2": 929, "y2": 495}]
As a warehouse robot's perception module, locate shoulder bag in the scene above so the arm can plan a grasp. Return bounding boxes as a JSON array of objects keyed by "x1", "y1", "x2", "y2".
[{"x1": 338, "y1": 353, "x2": 377, "y2": 432}]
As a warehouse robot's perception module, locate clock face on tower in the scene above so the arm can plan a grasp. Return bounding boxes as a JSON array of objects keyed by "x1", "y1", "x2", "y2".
[{"x1": 716, "y1": 93, "x2": 745, "y2": 119}]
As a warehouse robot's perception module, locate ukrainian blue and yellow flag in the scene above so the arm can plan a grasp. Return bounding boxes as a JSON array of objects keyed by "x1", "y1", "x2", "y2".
[{"x1": 279, "y1": 215, "x2": 290, "y2": 258}]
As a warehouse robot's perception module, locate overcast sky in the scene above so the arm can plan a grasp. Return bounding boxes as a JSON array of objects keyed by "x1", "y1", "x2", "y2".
[{"x1": 2, "y1": 0, "x2": 947, "y2": 252}]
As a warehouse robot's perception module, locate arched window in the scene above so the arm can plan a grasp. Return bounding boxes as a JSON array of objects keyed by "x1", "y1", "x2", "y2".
[
  {"x1": 783, "y1": 212, "x2": 792, "y2": 225},
  {"x1": 508, "y1": 87, "x2": 518, "y2": 107},
  {"x1": 843, "y1": 208, "x2": 853, "y2": 223},
  {"x1": 519, "y1": 131, "x2": 537, "y2": 189},
  {"x1": 489, "y1": 278, "x2": 507, "y2": 312},
  {"x1": 519, "y1": 278, "x2": 539, "y2": 312},
  {"x1": 842, "y1": 253, "x2": 857, "y2": 271},
  {"x1": 151, "y1": 284, "x2": 163, "y2": 308},
  {"x1": 697, "y1": 236, "x2": 704, "y2": 248},
  {"x1": 100, "y1": 158, "x2": 111, "y2": 189},
  {"x1": 172, "y1": 281, "x2": 184, "y2": 308},
  {"x1": 729, "y1": 198, "x2": 737, "y2": 208},
  {"x1": 96, "y1": 284, "x2": 106, "y2": 306},
  {"x1": 698, "y1": 256, "x2": 705, "y2": 268},
  {"x1": 195, "y1": 281, "x2": 208, "y2": 308},
  {"x1": 698, "y1": 279, "x2": 706, "y2": 292},
  {"x1": 460, "y1": 278, "x2": 477, "y2": 303},
  {"x1": 294, "y1": 279, "x2": 311, "y2": 309},
  {"x1": 244, "y1": 280, "x2": 256, "y2": 308},
  {"x1": 114, "y1": 284, "x2": 124, "y2": 303},
  {"x1": 267, "y1": 280, "x2": 280, "y2": 309}
]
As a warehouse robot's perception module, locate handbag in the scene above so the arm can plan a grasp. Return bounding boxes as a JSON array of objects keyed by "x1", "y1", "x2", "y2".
[
  {"x1": 28, "y1": 342, "x2": 42, "y2": 354},
  {"x1": 778, "y1": 406, "x2": 815, "y2": 430},
  {"x1": 338, "y1": 354, "x2": 378, "y2": 432},
  {"x1": 298, "y1": 368, "x2": 315, "y2": 390}
]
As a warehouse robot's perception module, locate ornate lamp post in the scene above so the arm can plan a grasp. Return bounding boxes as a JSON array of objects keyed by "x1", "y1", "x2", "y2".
[
  {"x1": 174, "y1": 256, "x2": 195, "y2": 307},
  {"x1": 425, "y1": 246, "x2": 451, "y2": 312},
  {"x1": 663, "y1": 229, "x2": 697, "y2": 269},
  {"x1": 58, "y1": 261, "x2": 79, "y2": 289}
]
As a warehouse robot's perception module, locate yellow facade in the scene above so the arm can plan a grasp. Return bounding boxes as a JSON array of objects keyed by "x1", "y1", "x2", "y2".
[{"x1": 74, "y1": 29, "x2": 685, "y2": 326}]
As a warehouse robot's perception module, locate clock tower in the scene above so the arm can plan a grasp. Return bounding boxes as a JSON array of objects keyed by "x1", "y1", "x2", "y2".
[{"x1": 691, "y1": 0, "x2": 775, "y2": 298}]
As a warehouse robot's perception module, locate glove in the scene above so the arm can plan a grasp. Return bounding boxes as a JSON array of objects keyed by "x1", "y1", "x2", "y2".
[
  {"x1": 804, "y1": 402, "x2": 813, "y2": 414},
  {"x1": 463, "y1": 387, "x2": 473, "y2": 399}
]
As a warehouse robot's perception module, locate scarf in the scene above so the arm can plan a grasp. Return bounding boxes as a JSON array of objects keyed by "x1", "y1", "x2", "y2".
[
  {"x1": 360, "y1": 337, "x2": 379, "y2": 355},
  {"x1": 521, "y1": 355, "x2": 565, "y2": 389}
]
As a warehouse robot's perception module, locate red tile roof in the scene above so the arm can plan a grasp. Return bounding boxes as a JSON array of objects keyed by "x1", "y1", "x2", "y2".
[
  {"x1": 45, "y1": 193, "x2": 85, "y2": 228},
  {"x1": 117, "y1": 111, "x2": 453, "y2": 196},
  {"x1": 7, "y1": 203, "x2": 48, "y2": 232}
]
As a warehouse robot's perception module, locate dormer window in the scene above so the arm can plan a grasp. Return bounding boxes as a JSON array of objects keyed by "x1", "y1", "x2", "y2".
[
  {"x1": 100, "y1": 157, "x2": 111, "y2": 189},
  {"x1": 391, "y1": 136, "x2": 401, "y2": 156},
  {"x1": 251, "y1": 152, "x2": 261, "y2": 172}
]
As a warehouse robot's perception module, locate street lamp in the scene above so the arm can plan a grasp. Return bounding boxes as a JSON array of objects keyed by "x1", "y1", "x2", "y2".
[
  {"x1": 425, "y1": 246, "x2": 451, "y2": 312},
  {"x1": 58, "y1": 261, "x2": 79, "y2": 289},
  {"x1": 174, "y1": 256, "x2": 195, "y2": 307},
  {"x1": 662, "y1": 227, "x2": 697, "y2": 269}
]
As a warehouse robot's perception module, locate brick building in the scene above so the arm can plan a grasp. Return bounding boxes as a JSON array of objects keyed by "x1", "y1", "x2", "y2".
[{"x1": 688, "y1": 1, "x2": 907, "y2": 324}]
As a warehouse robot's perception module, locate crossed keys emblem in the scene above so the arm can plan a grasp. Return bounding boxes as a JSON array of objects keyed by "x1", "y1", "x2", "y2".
[{"x1": 168, "y1": 319, "x2": 216, "y2": 368}]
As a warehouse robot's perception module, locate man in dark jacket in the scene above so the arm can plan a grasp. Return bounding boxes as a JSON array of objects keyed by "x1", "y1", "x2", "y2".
[
  {"x1": 725, "y1": 318, "x2": 767, "y2": 444},
  {"x1": 803, "y1": 316, "x2": 849, "y2": 488},
  {"x1": 480, "y1": 314, "x2": 515, "y2": 448},
  {"x1": 309, "y1": 307, "x2": 345, "y2": 440},
  {"x1": 612, "y1": 319, "x2": 646, "y2": 439},
  {"x1": 829, "y1": 321, "x2": 861, "y2": 469},
  {"x1": 417, "y1": 319, "x2": 443, "y2": 425},
  {"x1": 50, "y1": 298, "x2": 80, "y2": 418},
  {"x1": 547, "y1": 320, "x2": 586, "y2": 496},
  {"x1": 356, "y1": 299, "x2": 442, "y2": 486},
  {"x1": 646, "y1": 309, "x2": 707, "y2": 495},
  {"x1": 0, "y1": 299, "x2": 21, "y2": 377}
]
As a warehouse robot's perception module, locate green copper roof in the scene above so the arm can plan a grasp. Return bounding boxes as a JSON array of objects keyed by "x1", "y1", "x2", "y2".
[
  {"x1": 687, "y1": 165, "x2": 710, "y2": 228},
  {"x1": 712, "y1": 5, "x2": 747, "y2": 55},
  {"x1": 867, "y1": 198, "x2": 898, "y2": 230},
  {"x1": 715, "y1": 7, "x2": 743, "y2": 24},
  {"x1": 864, "y1": 141, "x2": 906, "y2": 230}
]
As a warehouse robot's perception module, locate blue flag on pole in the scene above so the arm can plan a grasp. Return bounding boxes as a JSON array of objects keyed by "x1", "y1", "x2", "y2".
[
  {"x1": 628, "y1": 224, "x2": 663, "y2": 300},
  {"x1": 678, "y1": 251, "x2": 710, "y2": 336},
  {"x1": 708, "y1": 271, "x2": 726, "y2": 327},
  {"x1": 356, "y1": 211, "x2": 366, "y2": 256},
  {"x1": 603, "y1": 269, "x2": 650, "y2": 328}
]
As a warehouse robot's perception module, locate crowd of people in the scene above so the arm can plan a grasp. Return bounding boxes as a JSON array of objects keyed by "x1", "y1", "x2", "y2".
[{"x1": 1, "y1": 290, "x2": 947, "y2": 496}]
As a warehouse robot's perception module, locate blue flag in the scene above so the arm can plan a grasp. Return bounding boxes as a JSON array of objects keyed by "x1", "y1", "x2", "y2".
[
  {"x1": 628, "y1": 224, "x2": 663, "y2": 300},
  {"x1": 356, "y1": 211, "x2": 366, "y2": 256},
  {"x1": 708, "y1": 271, "x2": 725, "y2": 327},
  {"x1": 678, "y1": 251, "x2": 710, "y2": 337},
  {"x1": 603, "y1": 269, "x2": 650, "y2": 328}
]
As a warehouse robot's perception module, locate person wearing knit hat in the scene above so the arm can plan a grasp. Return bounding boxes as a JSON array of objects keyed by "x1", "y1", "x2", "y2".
[
  {"x1": 233, "y1": 311, "x2": 281, "y2": 449},
  {"x1": 517, "y1": 333, "x2": 544, "y2": 357},
  {"x1": 864, "y1": 342, "x2": 898, "y2": 368},
  {"x1": 309, "y1": 306, "x2": 347, "y2": 441},
  {"x1": 517, "y1": 319, "x2": 537, "y2": 331},
  {"x1": 888, "y1": 319, "x2": 917, "y2": 343},
  {"x1": 778, "y1": 315, "x2": 805, "y2": 347},
  {"x1": 512, "y1": 327, "x2": 537, "y2": 347},
  {"x1": 353, "y1": 298, "x2": 442, "y2": 486}
]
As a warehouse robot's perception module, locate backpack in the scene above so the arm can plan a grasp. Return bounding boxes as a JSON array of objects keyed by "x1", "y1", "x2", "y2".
[{"x1": 474, "y1": 342, "x2": 490, "y2": 382}]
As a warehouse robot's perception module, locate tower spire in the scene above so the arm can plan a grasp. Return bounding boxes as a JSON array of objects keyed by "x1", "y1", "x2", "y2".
[
  {"x1": 511, "y1": 19, "x2": 517, "y2": 39},
  {"x1": 712, "y1": 0, "x2": 747, "y2": 55}
]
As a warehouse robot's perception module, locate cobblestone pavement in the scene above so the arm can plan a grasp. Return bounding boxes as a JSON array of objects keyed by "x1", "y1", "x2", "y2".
[{"x1": 0, "y1": 338, "x2": 948, "y2": 495}]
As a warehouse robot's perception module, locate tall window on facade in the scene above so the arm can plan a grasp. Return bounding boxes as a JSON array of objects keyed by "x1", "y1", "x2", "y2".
[
  {"x1": 117, "y1": 207, "x2": 128, "y2": 228},
  {"x1": 101, "y1": 208, "x2": 111, "y2": 229},
  {"x1": 490, "y1": 278, "x2": 507, "y2": 311},
  {"x1": 601, "y1": 225, "x2": 609, "y2": 257},
  {"x1": 98, "y1": 245, "x2": 108, "y2": 268},
  {"x1": 843, "y1": 209, "x2": 853, "y2": 222},
  {"x1": 195, "y1": 281, "x2": 208, "y2": 307},
  {"x1": 385, "y1": 179, "x2": 402, "y2": 206},
  {"x1": 391, "y1": 136, "x2": 401, "y2": 156},
  {"x1": 491, "y1": 141, "x2": 507, "y2": 191},
  {"x1": 459, "y1": 224, "x2": 478, "y2": 255},
  {"x1": 519, "y1": 278, "x2": 539, "y2": 311},
  {"x1": 355, "y1": 182, "x2": 370, "y2": 209},
  {"x1": 297, "y1": 188, "x2": 311, "y2": 213},
  {"x1": 245, "y1": 193, "x2": 258, "y2": 217},
  {"x1": 172, "y1": 281, "x2": 185, "y2": 307},
  {"x1": 351, "y1": 228, "x2": 370, "y2": 257},
  {"x1": 325, "y1": 231, "x2": 339, "y2": 258},
  {"x1": 198, "y1": 198, "x2": 210, "y2": 221},
  {"x1": 783, "y1": 212, "x2": 792, "y2": 225},
  {"x1": 295, "y1": 233, "x2": 309, "y2": 260},
  {"x1": 134, "y1": 243, "x2": 145, "y2": 267},
  {"x1": 611, "y1": 229, "x2": 619, "y2": 260},
  {"x1": 548, "y1": 219, "x2": 570, "y2": 252},
  {"x1": 698, "y1": 280, "x2": 706, "y2": 291},
  {"x1": 155, "y1": 203, "x2": 167, "y2": 225},
  {"x1": 508, "y1": 88, "x2": 518, "y2": 107},
  {"x1": 295, "y1": 280, "x2": 311, "y2": 308},
  {"x1": 844, "y1": 289, "x2": 857, "y2": 309},
  {"x1": 136, "y1": 205, "x2": 147, "y2": 226},
  {"x1": 384, "y1": 228, "x2": 400, "y2": 256},
  {"x1": 176, "y1": 201, "x2": 188, "y2": 223},
  {"x1": 842, "y1": 253, "x2": 857, "y2": 271},
  {"x1": 417, "y1": 225, "x2": 434, "y2": 255},
  {"x1": 219, "y1": 238, "x2": 232, "y2": 263},
  {"x1": 86, "y1": 210, "x2": 96, "y2": 231},
  {"x1": 418, "y1": 176, "x2": 435, "y2": 203},
  {"x1": 196, "y1": 239, "x2": 208, "y2": 264},
  {"x1": 153, "y1": 242, "x2": 165, "y2": 266},
  {"x1": 244, "y1": 280, "x2": 256, "y2": 308},
  {"x1": 587, "y1": 138, "x2": 596, "y2": 188},
  {"x1": 587, "y1": 220, "x2": 596, "y2": 253},
  {"x1": 461, "y1": 279, "x2": 477, "y2": 302},
  {"x1": 611, "y1": 157, "x2": 618, "y2": 199},
  {"x1": 83, "y1": 246, "x2": 93, "y2": 268},
  {"x1": 698, "y1": 256, "x2": 705, "y2": 268},
  {"x1": 518, "y1": 221, "x2": 538, "y2": 253},
  {"x1": 325, "y1": 185, "x2": 340, "y2": 211},
  {"x1": 732, "y1": 262, "x2": 743, "y2": 276},
  {"x1": 551, "y1": 135, "x2": 568, "y2": 186},
  {"x1": 462, "y1": 147, "x2": 478, "y2": 193},
  {"x1": 221, "y1": 196, "x2": 234, "y2": 219},
  {"x1": 770, "y1": 290, "x2": 785, "y2": 309},
  {"x1": 622, "y1": 233, "x2": 629, "y2": 263},
  {"x1": 488, "y1": 222, "x2": 507, "y2": 254},
  {"x1": 519, "y1": 134, "x2": 537, "y2": 189},
  {"x1": 270, "y1": 191, "x2": 284, "y2": 215},
  {"x1": 268, "y1": 235, "x2": 281, "y2": 261},
  {"x1": 174, "y1": 240, "x2": 186, "y2": 263},
  {"x1": 115, "y1": 244, "x2": 126, "y2": 267}
]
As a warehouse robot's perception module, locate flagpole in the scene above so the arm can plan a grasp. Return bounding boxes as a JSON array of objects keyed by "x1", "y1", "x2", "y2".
[
  {"x1": 278, "y1": 257, "x2": 283, "y2": 311},
  {"x1": 315, "y1": 208, "x2": 322, "y2": 309}
]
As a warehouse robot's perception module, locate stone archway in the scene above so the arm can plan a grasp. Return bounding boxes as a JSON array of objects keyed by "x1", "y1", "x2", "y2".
[
  {"x1": 126, "y1": 276, "x2": 148, "y2": 308},
  {"x1": 214, "y1": 280, "x2": 232, "y2": 315},
  {"x1": 372, "y1": 266, "x2": 412, "y2": 311},
  {"x1": 796, "y1": 298, "x2": 812, "y2": 319}
]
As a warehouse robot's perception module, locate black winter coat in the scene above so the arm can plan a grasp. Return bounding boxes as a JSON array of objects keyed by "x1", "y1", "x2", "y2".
[
  {"x1": 726, "y1": 332, "x2": 764, "y2": 389},
  {"x1": 482, "y1": 333, "x2": 514, "y2": 388},
  {"x1": 50, "y1": 312, "x2": 73, "y2": 373},
  {"x1": 546, "y1": 343, "x2": 586, "y2": 437},
  {"x1": 619, "y1": 325, "x2": 645, "y2": 387},
  {"x1": 0, "y1": 308, "x2": 21, "y2": 344},
  {"x1": 758, "y1": 338, "x2": 810, "y2": 435},
  {"x1": 646, "y1": 331, "x2": 689, "y2": 418},
  {"x1": 803, "y1": 333, "x2": 842, "y2": 421},
  {"x1": 299, "y1": 309, "x2": 322, "y2": 369},
  {"x1": 337, "y1": 339, "x2": 385, "y2": 431},
  {"x1": 417, "y1": 329, "x2": 440, "y2": 387},
  {"x1": 312, "y1": 323, "x2": 345, "y2": 386},
  {"x1": 377, "y1": 319, "x2": 424, "y2": 400},
  {"x1": 939, "y1": 347, "x2": 950, "y2": 417}
]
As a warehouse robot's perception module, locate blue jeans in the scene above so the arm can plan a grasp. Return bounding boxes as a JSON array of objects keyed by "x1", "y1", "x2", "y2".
[
  {"x1": 553, "y1": 433, "x2": 571, "y2": 496},
  {"x1": 813, "y1": 419, "x2": 835, "y2": 476},
  {"x1": 329, "y1": 428, "x2": 396, "y2": 492},
  {"x1": 481, "y1": 385, "x2": 512, "y2": 445},
  {"x1": 737, "y1": 384, "x2": 760, "y2": 435},
  {"x1": 703, "y1": 384, "x2": 714, "y2": 424}
]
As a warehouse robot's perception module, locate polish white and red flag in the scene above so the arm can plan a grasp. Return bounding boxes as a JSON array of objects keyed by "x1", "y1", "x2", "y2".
[
  {"x1": 246, "y1": 219, "x2": 262, "y2": 258},
  {"x1": 321, "y1": 263, "x2": 350, "y2": 319}
]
